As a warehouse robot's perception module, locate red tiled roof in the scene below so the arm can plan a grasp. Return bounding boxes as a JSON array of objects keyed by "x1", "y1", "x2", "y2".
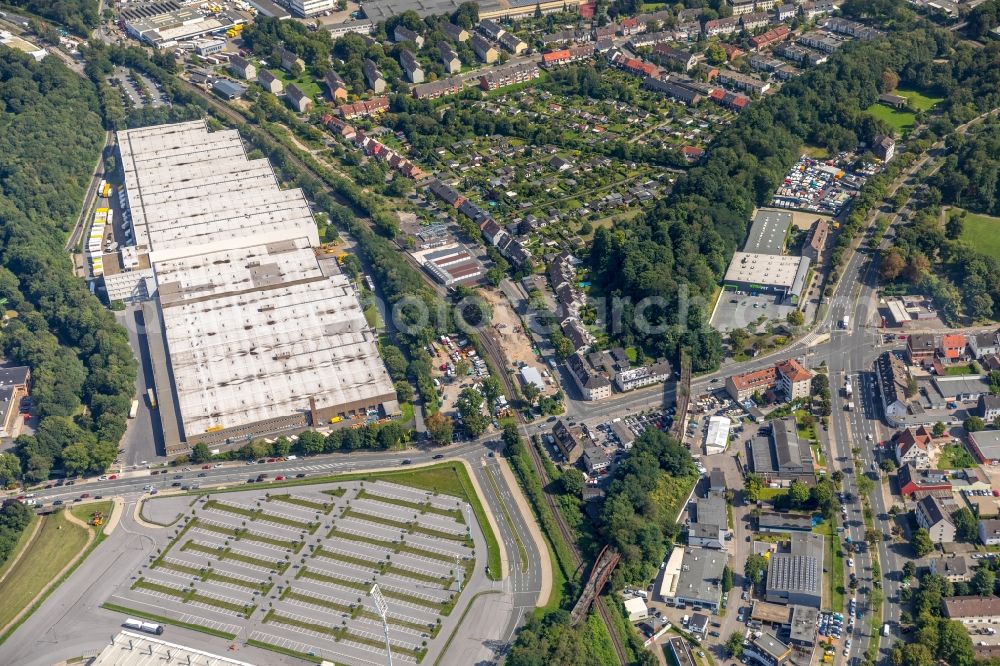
[{"x1": 776, "y1": 358, "x2": 812, "y2": 382}]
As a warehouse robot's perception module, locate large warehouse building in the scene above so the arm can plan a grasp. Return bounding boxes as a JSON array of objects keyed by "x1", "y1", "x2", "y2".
[
  {"x1": 114, "y1": 121, "x2": 397, "y2": 454},
  {"x1": 723, "y1": 252, "x2": 810, "y2": 304}
]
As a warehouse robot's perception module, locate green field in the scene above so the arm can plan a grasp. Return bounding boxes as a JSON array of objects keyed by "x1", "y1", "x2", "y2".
[
  {"x1": 865, "y1": 103, "x2": 916, "y2": 135},
  {"x1": 937, "y1": 443, "x2": 977, "y2": 470},
  {"x1": 271, "y1": 69, "x2": 323, "y2": 103},
  {"x1": 959, "y1": 211, "x2": 1000, "y2": 262},
  {"x1": 897, "y1": 87, "x2": 944, "y2": 112},
  {"x1": 0, "y1": 510, "x2": 90, "y2": 630}
]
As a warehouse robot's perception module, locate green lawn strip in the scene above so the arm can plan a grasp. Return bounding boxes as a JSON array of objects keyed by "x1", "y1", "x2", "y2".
[
  {"x1": 269, "y1": 494, "x2": 335, "y2": 514},
  {"x1": 342, "y1": 507, "x2": 468, "y2": 544},
  {"x1": 0, "y1": 511, "x2": 90, "y2": 632},
  {"x1": 102, "y1": 602, "x2": 236, "y2": 640},
  {"x1": 189, "y1": 591, "x2": 255, "y2": 616},
  {"x1": 356, "y1": 488, "x2": 464, "y2": 523},
  {"x1": 297, "y1": 566, "x2": 370, "y2": 592},
  {"x1": 266, "y1": 608, "x2": 425, "y2": 658},
  {"x1": 152, "y1": 518, "x2": 198, "y2": 568},
  {"x1": 379, "y1": 587, "x2": 448, "y2": 613},
  {"x1": 192, "y1": 519, "x2": 239, "y2": 538},
  {"x1": 203, "y1": 499, "x2": 315, "y2": 532},
  {"x1": 357, "y1": 608, "x2": 439, "y2": 637},
  {"x1": 203, "y1": 499, "x2": 256, "y2": 519},
  {"x1": 484, "y1": 464, "x2": 529, "y2": 573},
  {"x1": 386, "y1": 563, "x2": 453, "y2": 587},
  {"x1": 181, "y1": 540, "x2": 288, "y2": 572},
  {"x1": 285, "y1": 588, "x2": 355, "y2": 615},
  {"x1": 245, "y1": 638, "x2": 326, "y2": 662},
  {"x1": 132, "y1": 576, "x2": 187, "y2": 598},
  {"x1": 313, "y1": 546, "x2": 385, "y2": 571},
  {"x1": 204, "y1": 570, "x2": 272, "y2": 594},
  {"x1": 240, "y1": 530, "x2": 303, "y2": 551},
  {"x1": 326, "y1": 526, "x2": 456, "y2": 563},
  {"x1": 321, "y1": 487, "x2": 347, "y2": 497},
  {"x1": 958, "y1": 211, "x2": 1000, "y2": 262},
  {"x1": 155, "y1": 560, "x2": 204, "y2": 577},
  {"x1": 828, "y1": 518, "x2": 845, "y2": 612}
]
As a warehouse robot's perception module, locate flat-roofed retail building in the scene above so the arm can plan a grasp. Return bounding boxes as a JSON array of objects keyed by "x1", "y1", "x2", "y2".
[
  {"x1": 723, "y1": 252, "x2": 810, "y2": 304},
  {"x1": 116, "y1": 121, "x2": 397, "y2": 454},
  {"x1": 744, "y1": 210, "x2": 792, "y2": 255}
]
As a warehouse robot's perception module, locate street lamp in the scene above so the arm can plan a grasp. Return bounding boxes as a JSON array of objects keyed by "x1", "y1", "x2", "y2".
[{"x1": 370, "y1": 584, "x2": 393, "y2": 666}]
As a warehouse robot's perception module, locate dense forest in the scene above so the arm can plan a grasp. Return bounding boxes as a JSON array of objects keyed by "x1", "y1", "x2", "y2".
[
  {"x1": 0, "y1": 49, "x2": 137, "y2": 481},
  {"x1": 968, "y1": 0, "x2": 1000, "y2": 38},
  {"x1": 930, "y1": 120, "x2": 1000, "y2": 216},
  {"x1": 586, "y1": 16, "x2": 1000, "y2": 368},
  {"x1": 4, "y1": 0, "x2": 99, "y2": 35}
]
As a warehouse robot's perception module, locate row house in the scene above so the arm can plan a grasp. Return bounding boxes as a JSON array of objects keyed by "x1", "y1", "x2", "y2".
[
  {"x1": 741, "y1": 11, "x2": 771, "y2": 30},
  {"x1": 652, "y1": 43, "x2": 698, "y2": 71},
  {"x1": 498, "y1": 31, "x2": 528, "y2": 55},
  {"x1": 477, "y1": 19, "x2": 506, "y2": 40},
  {"x1": 819, "y1": 16, "x2": 883, "y2": 40},
  {"x1": 362, "y1": 59, "x2": 386, "y2": 93},
  {"x1": 776, "y1": 3, "x2": 797, "y2": 20},
  {"x1": 798, "y1": 30, "x2": 845, "y2": 53},
  {"x1": 399, "y1": 49, "x2": 424, "y2": 84},
  {"x1": 749, "y1": 54, "x2": 785, "y2": 72},
  {"x1": 441, "y1": 21, "x2": 469, "y2": 42},
  {"x1": 619, "y1": 16, "x2": 645, "y2": 35},
  {"x1": 393, "y1": 25, "x2": 424, "y2": 48},
  {"x1": 324, "y1": 70, "x2": 348, "y2": 101},
  {"x1": 336, "y1": 96, "x2": 389, "y2": 119},
  {"x1": 479, "y1": 62, "x2": 540, "y2": 90},
  {"x1": 750, "y1": 25, "x2": 790, "y2": 49},
  {"x1": 774, "y1": 42, "x2": 828, "y2": 66},
  {"x1": 540, "y1": 28, "x2": 588, "y2": 46},
  {"x1": 717, "y1": 69, "x2": 771, "y2": 95},
  {"x1": 728, "y1": 0, "x2": 756, "y2": 15},
  {"x1": 799, "y1": 0, "x2": 839, "y2": 19},
  {"x1": 440, "y1": 43, "x2": 462, "y2": 73},
  {"x1": 608, "y1": 49, "x2": 662, "y2": 78},
  {"x1": 471, "y1": 34, "x2": 499, "y2": 63},
  {"x1": 641, "y1": 77, "x2": 703, "y2": 105},
  {"x1": 354, "y1": 131, "x2": 424, "y2": 180},
  {"x1": 428, "y1": 179, "x2": 465, "y2": 208},
  {"x1": 626, "y1": 30, "x2": 673, "y2": 49},
  {"x1": 703, "y1": 17, "x2": 740, "y2": 36},
  {"x1": 322, "y1": 113, "x2": 356, "y2": 140},
  {"x1": 710, "y1": 88, "x2": 751, "y2": 111},
  {"x1": 540, "y1": 44, "x2": 594, "y2": 67},
  {"x1": 412, "y1": 76, "x2": 464, "y2": 99}
]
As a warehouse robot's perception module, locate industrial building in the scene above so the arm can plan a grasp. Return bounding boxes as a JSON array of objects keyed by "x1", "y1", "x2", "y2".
[
  {"x1": 765, "y1": 532, "x2": 823, "y2": 608},
  {"x1": 670, "y1": 547, "x2": 726, "y2": 611},
  {"x1": 748, "y1": 417, "x2": 814, "y2": 483},
  {"x1": 113, "y1": 121, "x2": 397, "y2": 455},
  {"x1": 121, "y1": 1, "x2": 245, "y2": 47},
  {"x1": 723, "y1": 252, "x2": 810, "y2": 304},
  {"x1": 744, "y1": 210, "x2": 792, "y2": 255}
]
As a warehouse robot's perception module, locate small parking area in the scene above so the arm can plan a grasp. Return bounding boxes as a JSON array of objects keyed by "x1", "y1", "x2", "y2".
[
  {"x1": 109, "y1": 480, "x2": 485, "y2": 665},
  {"x1": 711, "y1": 290, "x2": 797, "y2": 334}
]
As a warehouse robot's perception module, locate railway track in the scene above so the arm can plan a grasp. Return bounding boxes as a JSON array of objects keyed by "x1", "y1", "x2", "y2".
[{"x1": 186, "y1": 80, "x2": 630, "y2": 663}]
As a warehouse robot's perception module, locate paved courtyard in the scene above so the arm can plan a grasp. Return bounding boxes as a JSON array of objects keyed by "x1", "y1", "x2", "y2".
[{"x1": 108, "y1": 480, "x2": 490, "y2": 665}]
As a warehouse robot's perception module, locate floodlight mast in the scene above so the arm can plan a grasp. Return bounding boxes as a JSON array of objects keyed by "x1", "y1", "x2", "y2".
[{"x1": 370, "y1": 583, "x2": 393, "y2": 666}]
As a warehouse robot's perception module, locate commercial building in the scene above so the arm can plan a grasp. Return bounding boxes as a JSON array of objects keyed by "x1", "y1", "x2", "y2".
[
  {"x1": 625, "y1": 596, "x2": 649, "y2": 621},
  {"x1": 744, "y1": 210, "x2": 792, "y2": 255},
  {"x1": 412, "y1": 244, "x2": 483, "y2": 286},
  {"x1": 286, "y1": 0, "x2": 335, "y2": 17},
  {"x1": 92, "y1": 632, "x2": 254, "y2": 666},
  {"x1": 689, "y1": 493, "x2": 729, "y2": 548},
  {"x1": 875, "y1": 351, "x2": 911, "y2": 425},
  {"x1": 745, "y1": 631, "x2": 792, "y2": 666},
  {"x1": 583, "y1": 442, "x2": 610, "y2": 474},
  {"x1": 614, "y1": 359, "x2": 671, "y2": 392},
  {"x1": 567, "y1": 352, "x2": 612, "y2": 401},
  {"x1": 0, "y1": 366, "x2": 30, "y2": 438},
  {"x1": 671, "y1": 547, "x2": 726, "y2": 611},
  {"x1": 749, "y1": 418, "x2": 814, "y2": 483},
  {"x1": 943, "y1": 596, "x2": 1000, "y2": 625},
  {"x1": 211, "y1": 79, "x2": 246, "y2": 100},
  {"x1": 765, "y1": 532, "x2": 823, "y2": 608},
  {"x1": 723, "y1": 252, "x2": 810, "y2": 304},
  {"x1": 897, "y1": 463, "x2": 951, "y2": 499},
  {"x1": 115, "y1": 121, "x2": 397, "y2": 454},
  {"x1": 324, "y1": 19, "x2": 375, "y2": 38},
  {"x1": 704, "y1": 415, "x2": 731, "y2": 455},
  {"x1": 968, "y1": 430, "x2": 1000, "y2": 465},
  {"x1": 726, "y1": 358, "x2": 811, "y2": 403},
  {"x1": 0, "y1": 30, "x2": 46, "y2": 60},
  {"x1": 801, "y1": 218, "x2": 828, "y2": 263},
  {"x1": 915, "y1": 495, "x2": 956, "y2": 543},
  {"x1": 122, "y1": 2, "x2": 243, "y2": 48},
  {"x1": 758, "y1": 512, "x2": 813, "y2": 533},
  {"x1": 659, "y1": 545, "x2": 686, "y2": 598}
]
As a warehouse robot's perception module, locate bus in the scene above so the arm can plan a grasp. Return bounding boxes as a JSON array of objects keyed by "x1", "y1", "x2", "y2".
[
  {"x1": 124, "y1": 618, "x2": 164, "y2": 635},
  {"x1": 129, "y1": 399, "x2": 139, "y2": 419},
  {"x1": 146, "y1": 388, "x2": 157, "y2": 409}
]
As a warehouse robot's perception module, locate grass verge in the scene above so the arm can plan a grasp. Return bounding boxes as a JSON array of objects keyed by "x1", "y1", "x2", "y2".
[{"x1": 102, "y1": 602, "x2": 237, "y2": 639}]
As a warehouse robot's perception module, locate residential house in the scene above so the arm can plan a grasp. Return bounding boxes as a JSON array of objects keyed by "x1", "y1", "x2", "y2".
[
  {"x1": 875, "y1": 351, "x2": 911, "y2": 424},
  {"x1": 728, "y1": 0, "x2": 756, "y2": 15},
  {"x1": 802, "y1": 218, "x2": 828, "y2": 263},
  {"x1": 471, "y1": 34, "x2": 499, "y2": 63},
  {"x1": 873, "y1": 134, "x2": 895, "y2": 162},
  {"x1": 720, "y1": 43, "x2": 745, "y2": 60},
  {"x1": 703, "y1": 17, "x2": 740, "y2": 36},
  {"x1": 286, "y1": 84, "x2": 313, "y2": 113},
  {"x1": 979, "y1": 394, "x2": 1000, "y2": 422},
  {"x1": 642, "y1": 77, "x2": 702, "y2": 105},
  {"x1": 798, "y1": 31, "x2": 844, "y2": 53},
  {"x1": 879, "y1": 92, "x2": 908, "y2": 109},
  {"x1": 652, "y1": 43, "x2": 697, "y2": 71},
  {"x1": 943, "y1": 596, "x2": 1000, "y2": 625},
  {"x1": 399, "y1": 49, "x2": 424, "y2": 84},
  {"x1": 567, "y1": 352, "x2": 612, "y2": 400},
  {"x1": 336, "y1": 97, "x2": 388, "y2": 119},
  {"x1": 583, "y1": 443, "x2": 610, "y2": 474},
  {"x1": 479, "y1": 62, "x2": 539, "y2": 90},
  {"x1": 799, "y1": 0, "x2": 837, "y2": 19},
  {"x1": 776, "y1": 359, "x2": 812, "y2": 400},
  {"x1": 228, "y1": 54, "x2": 256, "y2": 80},
  {"x1": 257, "y1": 69, "x2": 283, "y2": 94},
  {"x1": 441, "y1": 21, "x2": 469, "y2": 42},
  {"x1": 412, "y1": 76, "x2": 464, "y2": 99},
  {"x1": 741, "y1": 11, "x2": 770, "y2": 30},
  {"x1": 907, "y1": 334, "x2": 937, "y2": 366},
  {"x1": 498, "y1": 31, "x2": 527, "y2": 55},
  {"x1": 393, "y1": 25, "x2": 424, "y2": 48},
  {"x1": 277, "y1": 46, "x2": 304, "y2": 73},
  {"x1": 477, "y1": 19, "x2": 505, "y2": 40},
  {"x1": 750, "y1": 25, "x2": 789, "y2": 49},
  {"x1": 324, "y1": 70, "x2": 348, "y2": 101},
  {"x1": 915, "y1": 495, "x2": 956, "y2": 543},
  {"x1": 362, "y1": 59, "x2": 386, "y2": 93},
  {"x1": 0, "y1": 366, "x2": 30, "y2": 438},
  {"x1": 929, "y1": 557, "x2": 969, "y2": 582},
  {"x1": 979, "y1": 519, "x2": 1000, "y2": 546},
  {"x1": 940, "y1": 334, "x2": 968, "y2": 363},
  {"x1": 897, "y1": 463, "x2": 951, "y2": 499},
  {"x1": 745, "y1": 632, "x2": 792, "y2": 666},
  {"x1": 726, "y1": 358, "x2": 811, "y2": 403},
  {"x1": 552, "y1": 419, "x2": 585, "y2": 463},
  {"x1": 776, "y1": 3, "x2": 797, "y2": 20},
  {"x1": 717, "y1": 69, "x2": 771, "y2": 95},
  {"x1": 969, "y1": 330, "x2": 1000, "y2": 359},
  {"x1": 439, "y1": 43, "x2": 462, "y2": 73},
  {"x1": 895, "y1": 426, "x2": 934, "y2": 469}
]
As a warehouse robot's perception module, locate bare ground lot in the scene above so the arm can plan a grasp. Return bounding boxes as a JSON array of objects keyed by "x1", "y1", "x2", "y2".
[{"x1": 480, "y1": 288, "x2": 556, "y2": 396}]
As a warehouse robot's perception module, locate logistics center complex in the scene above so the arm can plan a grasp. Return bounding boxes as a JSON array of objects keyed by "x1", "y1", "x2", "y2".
[{"x1": 107, "y1": 120, "x2": 397, "y2": 454}]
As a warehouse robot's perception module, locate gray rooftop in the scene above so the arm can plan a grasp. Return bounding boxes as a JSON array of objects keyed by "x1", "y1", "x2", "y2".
[
  {"x1": 91, "y1": 631, "x2": 254, "y2": 666},
  {"x1": 766, "y1": 532, "x2": 823, "y2": 597},
  {"x1": 695, "y1": 494, "x2": 728, "y2": 531},
  {"x1": 789, "y1": 605, "x2": 818, "y2": 643},
  {"x1": 675, "y1": 547, "x2": 726, "y2": 606},
  {"x1": 752, "y1": 631, "x2": 791, "y2": 661}
]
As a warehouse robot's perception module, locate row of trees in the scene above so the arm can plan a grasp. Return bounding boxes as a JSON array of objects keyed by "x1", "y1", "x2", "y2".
[
  {"x1": 930, "y1": 120, "x2": 1000, "y2": 216},
  {"x1": 0, "y1": 51, "x2": 138, "y2": 483},
  {"x1": 0, "y1": 502, "x2": 32, "y2": 568},
  {"x1": 893, "y1": 572, "x2": 978, "y2": 666}
]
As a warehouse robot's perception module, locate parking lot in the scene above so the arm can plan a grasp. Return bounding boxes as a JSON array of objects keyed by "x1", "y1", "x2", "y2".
[
  {"x1": 711, "y1": 289, "x2": 798, "y2": 334},
  {"x1": 108, "y1": 480, "x2": 487, "y2": 665}
]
